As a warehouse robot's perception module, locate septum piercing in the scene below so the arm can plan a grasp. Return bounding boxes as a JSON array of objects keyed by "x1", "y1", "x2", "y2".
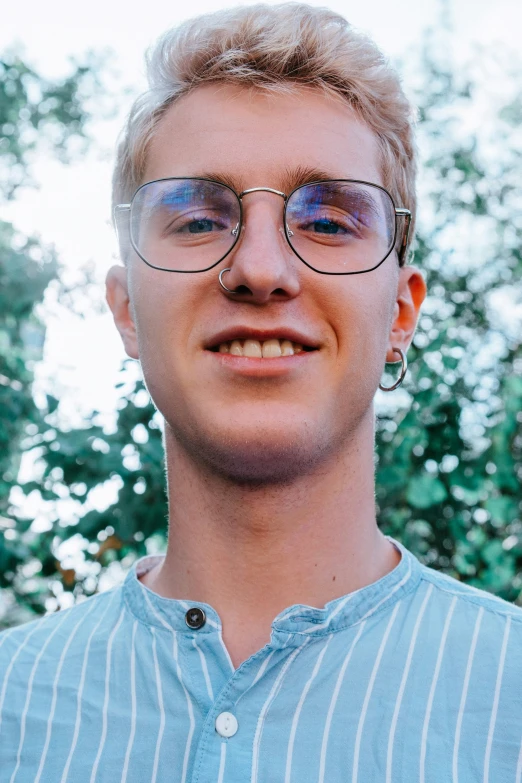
[
  {"x1": 218, "y1": 268, "x2": 239, "y2": 294},
  {"x1": 218, "y1": 222, "x2": 289, "y2": 295}
]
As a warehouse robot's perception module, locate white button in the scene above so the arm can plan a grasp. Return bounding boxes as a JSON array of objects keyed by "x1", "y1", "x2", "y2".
[{"x1": 215, "y1": 711, "x2": 238, "y2": 738}]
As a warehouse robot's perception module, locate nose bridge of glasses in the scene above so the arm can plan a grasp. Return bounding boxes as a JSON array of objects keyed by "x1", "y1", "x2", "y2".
[
  {"x1": 234, "y1": 187, "x2": 290, "y2": 238},
  {"x1": 231, "y1": 187, "x2": 294, "y2": 254},
  {"x1": 238, "y1": 187, "x2": 287, "y2": 200}
]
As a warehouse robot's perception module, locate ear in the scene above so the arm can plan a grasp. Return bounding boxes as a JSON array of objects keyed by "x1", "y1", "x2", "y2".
[
  {"x1": 105, "y1": 265, "x2": 139, "y2": 360},
  {"x1": 386, "y1": 265, "x2": 427, "y2": 362}
]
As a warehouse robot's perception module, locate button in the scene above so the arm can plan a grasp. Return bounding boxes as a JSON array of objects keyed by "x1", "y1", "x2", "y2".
[
  {"x1": 215, "y1": 711, "x2": 238, "y2": 738},
  {"x1": 185, "y1": 607, "x2": 206, "y2": 630}
]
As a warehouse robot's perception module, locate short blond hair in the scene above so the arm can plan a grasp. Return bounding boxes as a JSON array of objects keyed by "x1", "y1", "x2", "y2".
[{"x1": 113, "y1": 3, "x2": 417, "y2": 262}]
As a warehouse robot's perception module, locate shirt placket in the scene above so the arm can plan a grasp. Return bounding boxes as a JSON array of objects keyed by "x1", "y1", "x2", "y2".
[{"x1": 183, "y1": 624, "x2": 297, "y2": 783}]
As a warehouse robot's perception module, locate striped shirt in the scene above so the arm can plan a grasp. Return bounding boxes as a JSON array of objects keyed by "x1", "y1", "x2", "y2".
[{"x1": 0, "y1": 537, "x2": 521, "y2": 782}]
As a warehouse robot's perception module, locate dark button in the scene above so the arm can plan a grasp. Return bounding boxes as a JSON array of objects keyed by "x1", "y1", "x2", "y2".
[{"x1": 185, "y1": 607, "x2": 206, "y2": 630}]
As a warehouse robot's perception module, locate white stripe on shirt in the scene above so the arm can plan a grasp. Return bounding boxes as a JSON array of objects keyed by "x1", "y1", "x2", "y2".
[
  {"x1": 217, "y1": 741, "x2": 227, "y2": 783},
  {"x1": 452, "y1": 607, "x2": 484, "y2": 783},
  {"x1": 420, "y1": 596, "x2": 457, "y2": 783},
  {"x1": 193, "y1": 636, "x2": 214, "y2": 702},
  {"x1": 89, "y1": 608, "x2": 125, "y2": 783},
  {"x1": 151, "y1": 628, "x2": 166, "y2": 783},
  {"x1": 0, "y1": 617, "x2": 51, "y2": 733},
  {"x1": 285, "y1": 635, "x2": 332, "y2": 783},
  {"x1": 251, "y1": 640, "x2": 310, "y2": 783},
  {"x1": 352, "y1": 602, "x2": 401, "y2": 783},
  {"x1": 121, "y1": 619, "x2": 138, "y2": 783},
  {"x1": 516, "y1": 733, "x2": 522, "y2": 783},
  {"x1": 483, "y1": 615, "x2": 511, "y2": 783},
  {"x1": 319, "y1": 621, "x2": 366, "y2": 783},
  {"x1": 386, "y1": 585, "x2": 433, "y2": 783},
  {"x1": 143, "y1": 592, "x2": 196, "y2": 783},
  {"x1": 60, "y1": 592, "x2": 118, "y2": 783},
  {"x1": 14, "y1": 606, "x2": 88, "y2": 783}
]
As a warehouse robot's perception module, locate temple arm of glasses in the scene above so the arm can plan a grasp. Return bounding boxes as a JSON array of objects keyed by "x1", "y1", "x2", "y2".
[
  {"x1": 113, "y1": 204, "x2": 131, "y2": 233},
  {"x1": 395, "y1": 208, "x2": 411, "y2": 265}
]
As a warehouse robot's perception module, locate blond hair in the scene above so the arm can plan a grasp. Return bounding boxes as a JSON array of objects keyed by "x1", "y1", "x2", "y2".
[{"x1": 113, "y1": 3, "x2": 417, "y2": 262}]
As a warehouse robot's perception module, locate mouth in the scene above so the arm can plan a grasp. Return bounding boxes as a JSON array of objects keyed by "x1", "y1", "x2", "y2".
[
  {"x1": 205, "y1": 327, "x2": 320, "y2": 359},
  {"x1": 208, "y1": 338, "x2": 316, "y2": 358}
]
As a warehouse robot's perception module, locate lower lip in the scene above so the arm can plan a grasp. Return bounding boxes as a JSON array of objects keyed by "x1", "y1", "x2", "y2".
[{"x1": 204, "y1": 350, "x2": 318, "y2": 377}]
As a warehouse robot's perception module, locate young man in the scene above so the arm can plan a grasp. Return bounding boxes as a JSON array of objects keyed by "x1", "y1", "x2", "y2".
[{"x1": 0, "y1": 4, "x2": 520, "y2": 781}]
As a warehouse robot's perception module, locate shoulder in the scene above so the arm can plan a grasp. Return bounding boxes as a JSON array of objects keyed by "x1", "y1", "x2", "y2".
[
  {"x1": 417, "y1": 562, "x2": 522, "y2": 624},
  {"x1": 410, "y1": 563, "x2": 522, "y2": 722},
  {"x1": 414, "y1": 562, "x2": 522, "y2": 670},
  {"x1": 0, "y1": 585, "x2": 123, "y2": 667}
]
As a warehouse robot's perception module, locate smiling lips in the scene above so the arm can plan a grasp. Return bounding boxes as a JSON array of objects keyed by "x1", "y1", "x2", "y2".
[
  {"x1": 207, "y1": 327, "x2": 319, "y2": 359},
  {"x1": 216, "y1": 338, "x2": 306, "y2": 357}
]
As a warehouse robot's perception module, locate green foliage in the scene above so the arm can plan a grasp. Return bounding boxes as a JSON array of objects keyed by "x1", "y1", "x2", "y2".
[
  {"x1": 375, "y1": 42, "x2": 522, "y2": 600},
  {"x1": 0, "y1": 221, "x2": 57, "y2": 514},
  {"x1": 0, "y1": 369, "x2": 166, "y2": 626},
  {"x1": 0, "y1": 51, "x2": 99, "y2": 626},
  {"x1": 0, "y1": 52, "x2": 98, "y2": 197},
  {"x1": 1, "y1": 41, "x2": 521, "y2": 628}
]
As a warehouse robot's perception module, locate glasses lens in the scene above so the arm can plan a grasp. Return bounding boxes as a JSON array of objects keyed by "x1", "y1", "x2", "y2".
[
  {"x1": 286, "y1": 181, "x2": 396, "y2": 273},
  {"x1": 130, "y1": 179, "x2": 240, "y2": 271}
]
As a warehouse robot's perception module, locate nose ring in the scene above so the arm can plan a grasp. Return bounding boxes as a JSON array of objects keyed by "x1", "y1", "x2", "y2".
[{"x1": 218, "y1": 268, "x2": 240, "y2": 294}]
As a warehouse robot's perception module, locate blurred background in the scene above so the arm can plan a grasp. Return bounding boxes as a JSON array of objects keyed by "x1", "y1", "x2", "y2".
[{"x1": 0, "y1": 0, "x2": 521, "y2": 628}]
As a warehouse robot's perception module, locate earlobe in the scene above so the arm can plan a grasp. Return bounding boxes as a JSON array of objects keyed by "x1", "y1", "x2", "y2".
[
  {"x1": 385, "y1": 266, "x2": 427, "y2": 362},
  {"x1": 105, "y1": 265, "x2": 139, "y2": 360}
]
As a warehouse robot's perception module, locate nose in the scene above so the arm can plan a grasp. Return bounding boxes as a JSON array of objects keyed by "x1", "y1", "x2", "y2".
[{"x1": 218, "y1": 191, "x2": 301, "y2": 304}]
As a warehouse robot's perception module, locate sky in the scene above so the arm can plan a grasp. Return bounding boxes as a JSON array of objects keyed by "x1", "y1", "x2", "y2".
[{"x1": 2, "y1": 0, "x2": 521, "y2": 424}]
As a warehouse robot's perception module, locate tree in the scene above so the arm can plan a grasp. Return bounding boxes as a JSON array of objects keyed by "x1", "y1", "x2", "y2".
[
  {"x1": 2, "y1": 41, "x2": 521, "y2": 628},
  {"x1": 376, "y1": 40, "x2": 522, "y2": 598},
  {"x1": 0, "y1": 51, "x2": 100, "y2": 627}
]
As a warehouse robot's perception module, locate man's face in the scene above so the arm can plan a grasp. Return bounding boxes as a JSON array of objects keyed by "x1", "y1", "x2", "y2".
[{"x1": 108, "y1": 84, "x2": 424, "y2": 484}]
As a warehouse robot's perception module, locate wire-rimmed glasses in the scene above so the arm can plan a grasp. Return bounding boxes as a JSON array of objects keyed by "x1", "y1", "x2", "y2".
[{"x1": 114, "y1": 177, "x2": 411, "y2": 275}]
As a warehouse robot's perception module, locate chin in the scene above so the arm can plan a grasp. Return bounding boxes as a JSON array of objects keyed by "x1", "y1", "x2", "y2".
[{"x1": 166, "y1": 415, "x2": 337, "y2": 486}]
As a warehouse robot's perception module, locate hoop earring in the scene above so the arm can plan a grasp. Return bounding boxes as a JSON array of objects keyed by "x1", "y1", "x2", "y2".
[
  {"x1": 379, "y1": 348, "x2": 408, "y2": 392},
  {"x1": 218, "y1": 268, "x2": 239, "y2": 294}
]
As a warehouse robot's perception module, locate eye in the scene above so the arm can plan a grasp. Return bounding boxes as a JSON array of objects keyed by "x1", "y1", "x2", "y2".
[
  {"x1": 296, "y1": 211, "x2": 361, "y2": 239},
  {"x1": 308, "y1": 218, "x2": 348, "y2": 235},
  {"x1": 167, "y1": 213, "x2": 230, "y2": 236},
  {"x1": 184, "y1": 218, "x2": 216, "y2": 234}
]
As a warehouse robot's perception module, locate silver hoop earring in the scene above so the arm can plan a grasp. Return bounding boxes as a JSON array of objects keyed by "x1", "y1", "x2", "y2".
[
  {"x1": 218, "y1": 268, "x2": 239, "y2": 294},
  {"x1": 379, "y1": 348, "x2": 408, "y2": 392}
]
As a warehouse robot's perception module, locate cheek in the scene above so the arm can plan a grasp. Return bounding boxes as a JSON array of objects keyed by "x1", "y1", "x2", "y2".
[
  {"x1": 324, "y1": 277, "x2": 396, "y2": 401},
  {"x1": 327, "y1": 279, "x2": 393, "y2": 349},
  {"x1": 129, "y1": 267, "x2": 194, "y2": 370}
]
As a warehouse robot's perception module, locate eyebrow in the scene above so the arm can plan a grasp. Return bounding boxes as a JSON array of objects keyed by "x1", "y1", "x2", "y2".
[{"x1": 195, "y1": 165, "x2": 338, "y2": 195}]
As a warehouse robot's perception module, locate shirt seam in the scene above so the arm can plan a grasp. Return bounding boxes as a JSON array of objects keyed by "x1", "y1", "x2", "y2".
[{"x1": 418, "y1": 570, "x2": 522, "y2": 622}]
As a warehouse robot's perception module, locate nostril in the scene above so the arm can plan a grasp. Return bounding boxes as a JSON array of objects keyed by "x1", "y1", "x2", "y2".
[{"x1": 230, "y1": 284, "x2": 253, "y2": 296}]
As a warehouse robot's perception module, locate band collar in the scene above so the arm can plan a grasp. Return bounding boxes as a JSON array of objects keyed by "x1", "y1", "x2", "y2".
[
  {"x1": 123, "y1": 537, "x2": 421, "y2": 636},
  {"x1": 272, "y1": 538, "x2": 421, "y2": 635}
]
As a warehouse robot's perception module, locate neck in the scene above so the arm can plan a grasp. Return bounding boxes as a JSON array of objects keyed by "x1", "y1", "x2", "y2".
[{"x1": 141, "y1": 409, "x2": 400, "y2": 668}]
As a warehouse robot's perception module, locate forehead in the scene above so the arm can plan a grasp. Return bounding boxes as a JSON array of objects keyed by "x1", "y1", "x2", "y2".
[{"x1": 144, "y1": 84, "x2": 383, "y2": 191}]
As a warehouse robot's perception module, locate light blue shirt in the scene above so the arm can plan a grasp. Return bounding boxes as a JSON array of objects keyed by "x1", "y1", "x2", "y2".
[{"x1": 0, "y1": 537, "x2": 521, "y2": 782}]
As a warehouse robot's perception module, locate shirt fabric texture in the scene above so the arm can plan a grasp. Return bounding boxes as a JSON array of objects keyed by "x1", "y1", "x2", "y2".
[{"x1": 0, "y1": 537, "x2": 521, "y2": 782}]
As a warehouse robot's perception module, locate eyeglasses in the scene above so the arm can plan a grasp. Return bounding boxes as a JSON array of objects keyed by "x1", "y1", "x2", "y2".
[{"x1": 114, "y1": 177, "x2": 411, "y2": 275}]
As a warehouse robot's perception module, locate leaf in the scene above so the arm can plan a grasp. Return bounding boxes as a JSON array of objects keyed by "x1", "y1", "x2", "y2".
[{"x1": 406, "y1": 474, "x2": 448, "y2": 509}]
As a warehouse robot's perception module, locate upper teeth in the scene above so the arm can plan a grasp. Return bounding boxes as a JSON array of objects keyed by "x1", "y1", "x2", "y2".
[{"x1": 217, "y1": 339, "x2": 304, "y2": 357}]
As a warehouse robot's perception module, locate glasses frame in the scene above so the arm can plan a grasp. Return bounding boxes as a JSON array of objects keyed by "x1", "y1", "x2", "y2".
[{"x1": 114, "y1": 177, "x2": 411, "y2": 275}]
